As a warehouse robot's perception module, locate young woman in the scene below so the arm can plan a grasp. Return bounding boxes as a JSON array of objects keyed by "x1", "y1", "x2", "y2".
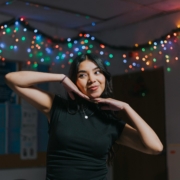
[{"x1": 5, "y1": 53, "x2": 163, "y2": 180}]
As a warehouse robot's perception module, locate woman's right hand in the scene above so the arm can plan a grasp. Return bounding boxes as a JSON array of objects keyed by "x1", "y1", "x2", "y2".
[{"x1": 61, "y1": 76, "x2": 89, "y2": 100}]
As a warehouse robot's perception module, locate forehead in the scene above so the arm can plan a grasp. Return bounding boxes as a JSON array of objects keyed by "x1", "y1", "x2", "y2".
[{"x1": 78, "y1": 60, "x2": 97, "y2": 70}]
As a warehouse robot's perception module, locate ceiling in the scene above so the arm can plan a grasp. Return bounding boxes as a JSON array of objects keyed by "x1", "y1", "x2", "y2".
[{"x1": 0, "y1": 0, "x2": 180, "y2": 33}]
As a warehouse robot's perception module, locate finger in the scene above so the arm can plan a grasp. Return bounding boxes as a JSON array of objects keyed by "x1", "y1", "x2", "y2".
[
  {"x1": 68, "y1": 92, "x2": 75, "y2": 100},
  {"x1": 83, "y1": 95, "x2": 90, "y2": 100},
  {"x1": 75, "y1": 91, "x2": 89, "y2": 100},
  {"x1": 95, "y1": 98, "x2": 108, "y2": 104},
  {"x1": 89, "y1": 99, "x2": 99, "y2": 104}
]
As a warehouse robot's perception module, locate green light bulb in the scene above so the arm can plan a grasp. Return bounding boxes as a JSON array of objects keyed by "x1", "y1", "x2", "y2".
[
  {"x1": 142, "y1": 48, "x2": 145, "y2": 52},
  {"x1": 45, "y1": 57, "x2": 50, "y2": 61},
  {"x1": 109, "y1": 54, "x2": 113, "y2": 58},
  {"x1": 142, "y1": 93, "x2": 145, "y2": 97},
  {"x1": 69, "y1": 59, "x2": 73, "y2": 63},
  {"x1": 33, "y1": 63, "x2": 38, "y2": 68},
  {"x1": 153, "y1": 58, "x2": 156, "y2": 62},
  {"x1": 6, "y1": 28, "x2": 11, "y2": 33},
  {"x1": 106, "y1": 62, "x2": 110, "y2": 66},
  {"x1": 68, "y1": 43, "x2": 72, "y2": 48},
  {"x1": 22, "y1": 37, "x2": 26, "y2": 41}
]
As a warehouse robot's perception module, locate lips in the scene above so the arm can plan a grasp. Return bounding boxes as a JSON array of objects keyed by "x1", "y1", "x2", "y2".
[{"x1": 88, "y1": 86, "x2": 98, "y2": 91}]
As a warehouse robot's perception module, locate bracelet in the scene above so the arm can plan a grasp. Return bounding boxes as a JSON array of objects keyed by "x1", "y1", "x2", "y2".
[{"x1": 60, "y1": 75, "x2": 67, "y2": 83}]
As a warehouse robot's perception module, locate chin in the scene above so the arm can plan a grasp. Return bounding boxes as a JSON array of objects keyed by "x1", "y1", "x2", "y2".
[{"x1": 88, "y1": 92, "x2": 102, "y2": 99}]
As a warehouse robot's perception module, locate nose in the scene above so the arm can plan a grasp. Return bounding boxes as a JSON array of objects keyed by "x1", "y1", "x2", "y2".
[{"x1": 88, "y1": 74, "x2": 96, "y2": 83}]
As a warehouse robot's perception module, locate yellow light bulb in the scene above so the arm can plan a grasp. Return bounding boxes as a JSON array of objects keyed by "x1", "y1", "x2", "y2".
[{"x1": 135, "y1": 44, "x2": 138, "y2": 47}]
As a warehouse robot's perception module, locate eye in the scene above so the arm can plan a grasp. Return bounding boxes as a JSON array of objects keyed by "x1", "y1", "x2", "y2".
[
  {"x1": 95, "y1": 70, "x2": 101, "y2": 75},
  {"x1": 78, "y1": 73, "x2": 87, "y2": 78}
]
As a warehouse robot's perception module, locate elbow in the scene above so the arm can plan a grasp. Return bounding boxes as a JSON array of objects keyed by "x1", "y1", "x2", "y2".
[
  {"x1": 151, "y1": 143, "x2": 164, "y2": 155},
  {"x1": 5, "y1": 73, "x2": 17, "y2": 88},
  {"x1": 5, "y1": 73, "x2": 12, "y2": 84},
  {"x1": 5, "y1": 73, "x2": 17, "y2": 87}
]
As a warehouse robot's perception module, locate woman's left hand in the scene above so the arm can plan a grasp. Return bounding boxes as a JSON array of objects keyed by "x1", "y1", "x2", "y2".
[{"x1": 92, "y1": 98, "x2": 127, "y2": 111}]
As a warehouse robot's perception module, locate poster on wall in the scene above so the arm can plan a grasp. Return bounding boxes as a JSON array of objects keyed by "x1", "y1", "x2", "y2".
[
  {"x1": 20, "y1": 62, "x2": 50, "y2": 159},
  {"x1": 21, "y1": 98, "x2": 37, "y2": 159},
  {"x1": 0, "y1": 61, "x2": 50, "y2": 167}
]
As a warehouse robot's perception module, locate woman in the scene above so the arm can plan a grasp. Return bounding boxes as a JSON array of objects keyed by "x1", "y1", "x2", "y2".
[{"x1": 5, "y1": 53, "x2": 163, "y2": 180}]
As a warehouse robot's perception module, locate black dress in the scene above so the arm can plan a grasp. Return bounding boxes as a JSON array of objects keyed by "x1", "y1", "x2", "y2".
[{"x1": 46, "y1": 95, "x2": 126, "y2": 180}]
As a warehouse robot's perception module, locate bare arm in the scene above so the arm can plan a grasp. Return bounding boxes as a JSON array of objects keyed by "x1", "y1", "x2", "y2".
[
  {"x1": 5, "y1": 71, "x2": 64, "y2": 87},
  {"x1": 116, "y1": 103, "x2": 163, "y2": 154},
  {"x1": 5, "y1": 71, "x2": 65, "y2": 122},
  {"x1": 93, "y1": 98, "x2": 163, "y2": 155}
]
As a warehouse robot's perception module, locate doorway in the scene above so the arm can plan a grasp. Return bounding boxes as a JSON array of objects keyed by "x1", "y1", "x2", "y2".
[{"x1": 112, "y1": 67, "x2": 167, "y2": 180}]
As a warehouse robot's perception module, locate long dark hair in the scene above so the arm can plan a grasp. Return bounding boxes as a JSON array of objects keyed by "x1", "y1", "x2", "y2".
[
  {"x1": 68, "y1": 53, "x2": 119, "y2": 166},
  {"x1": 68, "y1": 53, "x2": 112, "y2": 98}
]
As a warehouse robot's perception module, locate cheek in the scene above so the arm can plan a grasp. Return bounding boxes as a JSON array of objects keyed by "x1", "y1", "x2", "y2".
[
  {"x1": 100, "y1": 76, "x2": 106, "y2": 88},
  {"x1": 76, "y1": 80, "x2": 85, "y2": 91}
]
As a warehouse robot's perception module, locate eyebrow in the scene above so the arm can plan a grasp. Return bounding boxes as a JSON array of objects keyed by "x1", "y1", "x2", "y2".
[{"x1": 77, "y1": 67, "x2": 99, "y2": 74}]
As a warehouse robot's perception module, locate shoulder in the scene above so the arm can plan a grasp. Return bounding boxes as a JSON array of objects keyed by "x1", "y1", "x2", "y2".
[{"x1": 48, "y1": 94, "x2": 71, "y2": 122}]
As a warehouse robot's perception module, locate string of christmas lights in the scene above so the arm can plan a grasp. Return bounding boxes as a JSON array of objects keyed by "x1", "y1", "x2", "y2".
[{"x1": 0, "y1": 17, "x2": 179, "y2": 72}]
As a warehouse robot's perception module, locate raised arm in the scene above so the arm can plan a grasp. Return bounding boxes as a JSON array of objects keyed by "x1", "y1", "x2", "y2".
[
  {"x1": 5, "y1": 71, "x2": 89, "y2": 122},
  {"x1": 5, "y1": 71, "x2": 64, "y2": 122},
  {"x1": 93, "y1": 98, "x2": 163, "y2": 155},
  {"x1": 117, "y1": 103, "x2": 163, "y2": 154}
]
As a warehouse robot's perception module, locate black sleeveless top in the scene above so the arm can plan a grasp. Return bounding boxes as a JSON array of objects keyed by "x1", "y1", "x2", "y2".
[{"x1": 46, "y1": 95, "x2": 126, "y2": 180}]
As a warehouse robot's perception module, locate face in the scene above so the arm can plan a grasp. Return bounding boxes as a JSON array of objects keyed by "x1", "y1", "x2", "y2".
[{"x1": 76, "y1": 60, "x2": 106, "y2": 99}]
